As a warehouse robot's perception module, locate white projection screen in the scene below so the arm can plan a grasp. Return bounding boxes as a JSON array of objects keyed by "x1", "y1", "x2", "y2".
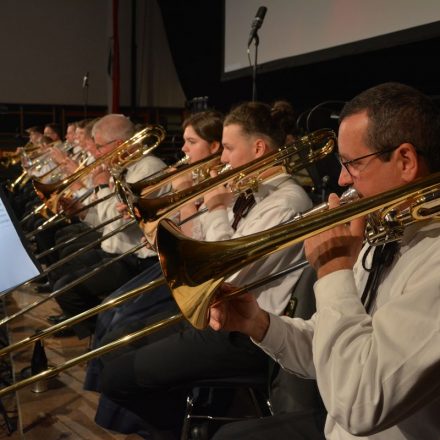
[{"x1": 223, "y1": 0, "x2": 440, "y2": 79}]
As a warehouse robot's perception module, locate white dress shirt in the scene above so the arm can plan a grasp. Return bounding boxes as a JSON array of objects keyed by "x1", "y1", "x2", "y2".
[
  {"x1": 198, "y1": 172, "x2": 312, "y2": 315},
  {"x1": 84, "y1": 155, "x2": 167, "y2": 258},
  {"x1": 258, "y1": 220, "x2": 440, "y2": 439}
]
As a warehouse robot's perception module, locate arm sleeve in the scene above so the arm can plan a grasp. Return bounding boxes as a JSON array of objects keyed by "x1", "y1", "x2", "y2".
[
  {"x1": 256, "y1": 313, "x2": 317, "y2": 378},
  {"x1": 312, "y1": 252, "x2": 440, "y2": 436},
  {"x1": 200, "y1": 208, "x2": 234, "y2": 241}
]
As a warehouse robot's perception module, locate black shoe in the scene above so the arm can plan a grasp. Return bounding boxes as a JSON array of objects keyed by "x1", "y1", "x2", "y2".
[
  {"x1": 47, "y1": 314, "x2": 67, "y2": 325},
  {"x1": 35, "y1": 281, "x2": 52, "y2": 293},
  {"x1": 53, "y1": 328, "x2": 76, "y2": 338}
]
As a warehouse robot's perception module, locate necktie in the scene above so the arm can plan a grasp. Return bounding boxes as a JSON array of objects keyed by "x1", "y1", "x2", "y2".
[
  {"x1": 361, "y1": 241, "x2": 400, "y2": 313},
  {"x1": 231, "y1": 190, "x2": 256, "y2": 230}
]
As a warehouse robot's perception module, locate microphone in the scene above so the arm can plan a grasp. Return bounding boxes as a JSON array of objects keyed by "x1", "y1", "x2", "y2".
[
  {"x1": 247, "y1": 6, "x2": 267, "y2": 47},
  {"x1": 82, "y1": 72, "x2": 89, "y2": 88}
]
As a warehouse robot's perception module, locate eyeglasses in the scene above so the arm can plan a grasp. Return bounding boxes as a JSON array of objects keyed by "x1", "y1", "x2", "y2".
[
  {"x1": 337, "y1": 146, "x2": 398, "y2": 177},
  {"x1": 95, "y1": 139, "x2": 117, "y2": 151}
]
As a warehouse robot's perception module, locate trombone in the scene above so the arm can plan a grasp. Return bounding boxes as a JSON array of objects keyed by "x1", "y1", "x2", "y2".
[
  {"x1": 32, "y1": 125, "x2": 166, "y2": 213},
  {"x1": 135, "y1": 128, "x2": 337, "y2": 243},
  {"x1": 0, "y1": 128, "x2": 168, "y2": 314},
  {"x1": 1, "y1": 171, "x2": 439, "y2": 397},
  {"x1": 2, "y1": 129, "x2": 335, "y2": 315},
  {"x1": 21, "y1": 125, "x2": 166, "y2": 239},
  {"x1": 7, "y1": 141, "x2": 63, "y2": 193}
]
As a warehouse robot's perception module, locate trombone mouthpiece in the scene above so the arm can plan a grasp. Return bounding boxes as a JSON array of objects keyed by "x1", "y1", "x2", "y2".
[
  {"x1": 175, "y1": 155, "x2": 190, "y2": 167},
  {"x1": 340, "y1": 187, "x2": 359, "y2": 204}
]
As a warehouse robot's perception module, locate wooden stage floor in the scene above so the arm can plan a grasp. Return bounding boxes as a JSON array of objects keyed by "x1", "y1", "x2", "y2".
[{"x1": 1, "y1": 284, "x2": 143, "y2": 439}]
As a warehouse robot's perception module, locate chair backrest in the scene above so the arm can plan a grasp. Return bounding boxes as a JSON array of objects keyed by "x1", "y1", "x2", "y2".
[{"x1": 268, "y1": 266, "x2": 325, "y2": 415}]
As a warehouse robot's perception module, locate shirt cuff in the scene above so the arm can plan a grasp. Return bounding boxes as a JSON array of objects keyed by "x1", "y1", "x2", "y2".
[{"x1": 253, "y1": 312, "x2": 289, "y2": 355}]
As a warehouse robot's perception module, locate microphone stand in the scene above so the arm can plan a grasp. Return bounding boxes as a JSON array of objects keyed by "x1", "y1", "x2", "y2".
[
  {"x1": 249, "y1": 34, "x2": 260, "y2": 101},
  {"x1": 82, "y1": 80, "x2": 89, "y2": 119}
]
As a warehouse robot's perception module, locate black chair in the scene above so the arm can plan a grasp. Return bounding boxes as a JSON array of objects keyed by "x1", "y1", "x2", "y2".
[
  {"x1": 180, "y1": 266, "x2": 325, "y2": 440},
  {"x1": 180, "y1": 373, "x2": 271, "y2": 440}
]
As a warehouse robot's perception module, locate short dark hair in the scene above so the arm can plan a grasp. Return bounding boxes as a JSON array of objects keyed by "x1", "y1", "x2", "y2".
[
  {"x1": 224, "y1": 101, "x2": 296, "y2": 149},
  {"x1": 340, "y1": 82, "x2": 440, "y2": 171},
  {"x1": 182, "y1": 110, "x2": 224, "y2": 144},
  {"x1": 45, "y1": 122, "x2": 62, "y2": 139},
  {"x1": 26, "y1": 125, "x2": 43, "y2": 134}
]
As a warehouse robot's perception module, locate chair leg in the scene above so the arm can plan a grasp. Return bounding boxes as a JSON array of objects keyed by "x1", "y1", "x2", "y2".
[
  {"x1": 247, "y1": 387, "x2": 264, "y2": 418},
  {"x1": 180, "y1": 392, "x2": 195, "y2": 440},
  {"x1": 247, "y1": 386, "x2": 273, "y2": 417}
]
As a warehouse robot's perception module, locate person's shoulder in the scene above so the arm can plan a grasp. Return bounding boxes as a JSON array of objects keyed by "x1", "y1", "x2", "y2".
[
  {"x1": 258, "y1": 181, "x2": 312, "y2": 214},
  {"x1": 274, "y1": 177, "x2": 312, "y2": 205},
  {"x1": 138, "y1": 154, "x2": 167, "y2": 168}
]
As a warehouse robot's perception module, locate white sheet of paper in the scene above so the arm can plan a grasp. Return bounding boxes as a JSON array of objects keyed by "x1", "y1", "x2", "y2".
[{"x1": 0, "y1": 194, "x2": 40, "y2": 294}]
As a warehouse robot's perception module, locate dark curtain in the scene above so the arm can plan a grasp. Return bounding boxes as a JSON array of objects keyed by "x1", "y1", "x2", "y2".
[{"x1": 157, "y1": 1, "x2": 229, "y2": 109}]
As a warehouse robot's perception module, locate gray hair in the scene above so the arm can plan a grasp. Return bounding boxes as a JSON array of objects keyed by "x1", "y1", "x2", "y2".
[{"x1": 92, "y1": 114, "x2": 134, "y2": 142}]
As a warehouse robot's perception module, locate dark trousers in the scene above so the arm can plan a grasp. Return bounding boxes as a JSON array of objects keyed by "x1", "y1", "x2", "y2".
[
  {"x1": 54, "y1": 250, "x2": 157, "y2": 338},
  {"x1": 100, "y1": 326, "x2": 270, "y2": 435},
  {"x1": 211, "y1": 408, "x2": 326, "y2": 440},
  {"x1": 54, "y1": 222, "x2": 101, "y2": 259},
  {"x1": 84, "y1": 261, "x2": 178, "y2": 392}
]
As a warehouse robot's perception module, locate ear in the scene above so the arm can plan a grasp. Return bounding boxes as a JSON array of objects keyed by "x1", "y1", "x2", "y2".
[
  {"x1": 395, "y1": 143, "x2": 421, "y2": 182},
  {"x1": 209, "y1": 141, "x2": 221, "y2": 154},
  {"x1": 254, "y1": 138, "x2": 269, "y2": 158}
]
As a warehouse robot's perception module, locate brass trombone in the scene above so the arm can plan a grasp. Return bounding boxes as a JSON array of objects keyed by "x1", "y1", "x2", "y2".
[
  {"x1": 7, "y1": 141, "x2": 64, "y2": 192},
  {"x1": 0, "y1": 128, "x2": 168, "y2": 319},
  {"x1": 22, "y1": 125, "x2": 166, "y2": 238},
  {"x1": 0, "y1": 172, "x2": 439, "y2": 397},
  {"x1": 115, "y1": 152, "x2": 224, "y2": 219},
  {"x1": 157, "y1": 171, "x2": 440, "y2": 329},
  {"x1": 1, "y1": 130, "x2": 334, "y2": 322},
  {"x1": 0, "y1": 141, "x2": 38, "y2": 168},
  {"x1": 32, "y1": 125, "x2": 166, "y2": 210},
  {"x1": 135, "y1": 128, "x2": 336, "y2": 243},
  {"x1": 2, "y1": 128, "x2": 335, "y2": 319}
]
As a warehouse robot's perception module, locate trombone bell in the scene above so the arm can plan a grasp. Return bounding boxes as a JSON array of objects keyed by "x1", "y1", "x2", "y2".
[{"x1": 157, "y1": 172, "x2": 440, "y2": 329}]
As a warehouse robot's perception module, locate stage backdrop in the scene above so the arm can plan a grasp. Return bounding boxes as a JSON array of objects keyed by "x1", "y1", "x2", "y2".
[{"x1": 0, "y1": 0, "x2": 185, "y2": 108}]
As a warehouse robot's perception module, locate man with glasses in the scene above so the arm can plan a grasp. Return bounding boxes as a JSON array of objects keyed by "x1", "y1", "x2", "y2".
[
  {"x1": 209, "y1": 82, "x2": 440, "y2": 440},
  {"x1": 47, "y1": 114, "x2": 167, "y2": 337}
]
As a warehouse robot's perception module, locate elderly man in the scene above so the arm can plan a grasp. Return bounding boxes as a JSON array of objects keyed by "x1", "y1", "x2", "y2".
[{"x1": 48, "y1": 114, "x2": 167, "y2": 337}]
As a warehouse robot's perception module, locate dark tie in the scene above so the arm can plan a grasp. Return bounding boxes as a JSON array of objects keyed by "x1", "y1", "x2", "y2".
[
  {"x1": 361, "y1": 241, "x2": 400, "y2": 313},
  {"x1": 231, "y1": 189, "x2": 256, "y2": 230}
]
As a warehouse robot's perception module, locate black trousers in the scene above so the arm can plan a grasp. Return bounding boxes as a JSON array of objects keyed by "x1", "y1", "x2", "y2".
[
  {"x1": 54, "y1": 250, "x2": 157, "y2": 338},
  {"x1": 54, "y1": 222, "x2": 101, "y2": 259},
  {"x1": 211, "y1": 408, "x2": 326, "y2": 440},
  {"x1": 100, "y1": 325, "x2": 270, "y2": 435}
]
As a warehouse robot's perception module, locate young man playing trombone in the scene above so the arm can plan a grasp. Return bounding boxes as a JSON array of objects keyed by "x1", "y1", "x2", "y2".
[
  {"x1": 209, "y1": 82, "x2": 440, "y2": 440},
  {"x1": 98, "y1": 101, "x2": 318, "y2": 438}
]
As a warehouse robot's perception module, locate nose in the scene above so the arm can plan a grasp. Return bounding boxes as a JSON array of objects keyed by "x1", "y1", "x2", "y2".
[
  {"x1": 220, "y1": 149, "x2": 229, "y2": 164},
  {"x1": 181, "y1": 142, "x2": 189, "y2": 153},
  {"x1": 337, "y1": 165, "x2": 353, "y2": 187}
]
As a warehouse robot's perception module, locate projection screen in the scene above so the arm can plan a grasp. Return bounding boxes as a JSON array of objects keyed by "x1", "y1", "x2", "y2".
[{"x1": 223, "y1": 0, "x2": 440, "y2": 79}]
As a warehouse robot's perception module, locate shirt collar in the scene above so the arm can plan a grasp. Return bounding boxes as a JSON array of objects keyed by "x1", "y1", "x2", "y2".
[{"x1": 253, "y1": 172, "x2": 292, "y2": 202}]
